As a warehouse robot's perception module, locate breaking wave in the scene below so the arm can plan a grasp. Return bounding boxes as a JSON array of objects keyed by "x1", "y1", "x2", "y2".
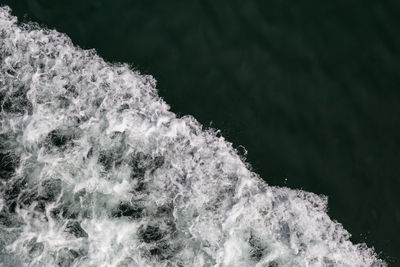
[{"x1": 0, "y1": 6, "x2": 385, "y2": 266}]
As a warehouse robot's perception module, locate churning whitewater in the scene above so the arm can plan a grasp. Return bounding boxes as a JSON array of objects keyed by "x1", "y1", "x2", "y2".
[{"x1": 0, "y1": 6, "x2": 384, "y2": 267}]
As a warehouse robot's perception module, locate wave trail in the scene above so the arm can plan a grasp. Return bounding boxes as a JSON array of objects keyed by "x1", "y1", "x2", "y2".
[{"x1": 0, "y1": 6, "x2": 384, "y2": 267}]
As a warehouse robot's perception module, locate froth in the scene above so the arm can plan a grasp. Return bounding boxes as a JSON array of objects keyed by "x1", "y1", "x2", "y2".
[{"x1": 0, "y1": 6, "x2": 385, "y2": 266}]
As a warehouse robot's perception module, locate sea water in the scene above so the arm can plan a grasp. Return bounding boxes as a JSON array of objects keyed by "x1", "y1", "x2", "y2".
[{"x1": 0, "y1": 6, "x2": 385, "y2": 266}]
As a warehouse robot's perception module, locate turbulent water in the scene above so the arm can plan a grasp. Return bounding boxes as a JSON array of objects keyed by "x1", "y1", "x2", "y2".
[{"x1": 0, "y1": 6, "x2": 385, "y2": 267}]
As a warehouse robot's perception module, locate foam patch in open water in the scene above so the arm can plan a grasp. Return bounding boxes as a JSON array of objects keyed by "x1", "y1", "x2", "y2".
[{"x1": 0, "y1": 6, "x2": 385, "y2": 267}]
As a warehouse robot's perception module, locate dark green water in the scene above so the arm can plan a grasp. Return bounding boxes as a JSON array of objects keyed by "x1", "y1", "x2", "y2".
[{"x1": 2, "y1": 0, "x2": 399, "y2": 263}]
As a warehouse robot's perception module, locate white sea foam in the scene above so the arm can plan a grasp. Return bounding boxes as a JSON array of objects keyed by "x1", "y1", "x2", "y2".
[{"x1": 0, "y1": 6, "x2": 385, "y2": 266}]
